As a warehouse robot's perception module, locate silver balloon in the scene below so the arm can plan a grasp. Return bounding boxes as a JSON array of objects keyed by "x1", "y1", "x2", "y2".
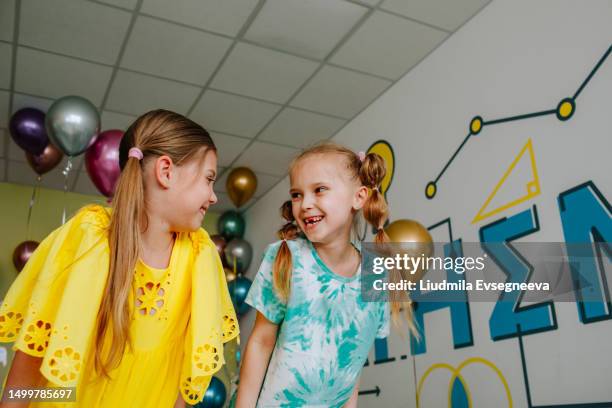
[
  {"x1": 45, "y1": 95, "x2": 100, "y2": 156},
  {"x1": 224, "y1": 238, "x2": 253, "y2": 275}
]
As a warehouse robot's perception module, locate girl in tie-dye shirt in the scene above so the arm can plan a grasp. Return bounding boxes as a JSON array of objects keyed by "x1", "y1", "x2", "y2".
[{"x1": 236, "y1": 142, "x2": 417, "y2": 407}]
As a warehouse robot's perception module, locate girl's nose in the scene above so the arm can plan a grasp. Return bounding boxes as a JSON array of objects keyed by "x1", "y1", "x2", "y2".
[{"x1": 210, "y1": 191, "x2": 218, "y2": 205}]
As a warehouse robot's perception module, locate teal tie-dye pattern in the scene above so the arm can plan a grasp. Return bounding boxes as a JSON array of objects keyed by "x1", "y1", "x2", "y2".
[{"x1": 245, "y1": 238, "x2": 390, "y2": 407}]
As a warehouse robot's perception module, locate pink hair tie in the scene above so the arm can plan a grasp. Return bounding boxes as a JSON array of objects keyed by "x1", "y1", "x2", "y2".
[
  {"x1": 128, "y1": 147, "x2": 143, "y2": 161},
  {"x1": 357, "y1": 151, "x2": 366, "y2": 162}
]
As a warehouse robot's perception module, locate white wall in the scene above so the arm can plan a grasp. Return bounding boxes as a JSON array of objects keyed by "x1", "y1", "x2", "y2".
[{"x1": 242, "y1": 0, "x2": 612, "y2": 406}]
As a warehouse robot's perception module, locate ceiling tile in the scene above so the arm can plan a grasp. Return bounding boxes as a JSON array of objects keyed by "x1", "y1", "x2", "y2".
[
  {"x1": 190, "y1": 90, "x2": 281, "y2": 138},
  {"x1": 210, "y1": 132, "x2": 250, "y2": 167},
  {"x1": 106, "y1": 70, "x2": 201, "y2": 115},
  {"x1": 74, "y1": 171, "x2": 103, "y2": 196},
  {"x1": 19, "y1": 0, "x2": 131, "y2": 64},
  {"x1": 291, "y1": 65, "x2": 391, "y2": 118},
  {"x1": 141, "y1": 0, "x2": 259, "y2": 37},
  {"x1": 331, "y1": 11, "x2": 447, "y2": 79},
  {"x1": 211, "y1": 43, "x2": 318, "y2": 103},
  {"x1": 0, "y1": 90, "x2": 9, "y2": 128},
  {"x1": 101, "y1": 110, "x2": 137, "y2": 132},
  {"x1": 380, "y1": 0, "x2": 490, "y2": 31},
  {"x1": 121, "y1": 16, "x2": 231, "y2": 85},
  {"x1": 244, "y1": 0, "x2": 367, "y2": 60},
  {"x1": 12, "y1": 93, "x2": 54, "y2": 113},
  {"x1": 351, "y1": 0, "x2": 380, "y2": 6},
  {"x1": 97, "y1": 0, "x2": 138, "y2": 10},
  {"x1": 0, "y1": 128, "x2": 7, "y2": 158},
  {"x1": 0, "y1": 42, "x2": 12, "y2": 90},
  {"x1": 215, "y1": 168, "x2": 281, "y2": 198},
  {"x1": 233, "y1": 141, "x2": 298, "y2": 176},
  {"x1": 259, "y1": 108, "x2": 345, "y2": 148},
  {"x1": 15, "y1": 47, "x2": 113, "y2": 106},
  {"x1": 0, "y1": 0, "x2": 15, "y2": 42}
]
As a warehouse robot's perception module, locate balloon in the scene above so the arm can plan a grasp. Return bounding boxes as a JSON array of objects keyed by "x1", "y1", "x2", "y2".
[
  {"x1": 224, "y1": 268, "x2": 236, "y2": 283},
  {"x1": 385, "y1": 219, "x2": 433, "y2": 281},
  {"x1": 385, "y1": 219, "x2": 433, "y2": 247},
  {"x1": 224, "y1": 239, "x2": 252, "y2": 275},
  {"x1": 194, "y1": 376, "x2": 226, "y2": 408},
  {"x1": 9, "y1": 108, "x2": 48, "y2": 155},
  {"x1": 218, "y1": 210, "x2": 245, "y2": 240},
  {"x1": 226, "y1": 167, "x2": 257, "y2": 208},
  {"x1": 25, "y1": 143, "x2": 63, "y2": 175},
  {"x1": 211, "y1": 234, "x2": 228, "y2": 266},
  {"x1": 85, "y1": 129, "x2": 123, "y2": 197},
  {"x1": 228, "y1": 276, "x2": 252, "y2": 315},
  {"x1": 12, "y1": 240, "x2": 39, "y2": 272},
  {"x1": 46, "y1": 95, "x2": 100, "y2": 156}
]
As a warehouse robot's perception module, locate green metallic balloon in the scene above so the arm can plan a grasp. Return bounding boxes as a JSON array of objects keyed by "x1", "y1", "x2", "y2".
[
  {"x1": 218, "y1": 210, "x2": 245, "y2": 240},
  {"x1": 45, "y1": 95, "x2": 100, "y2": 156}
]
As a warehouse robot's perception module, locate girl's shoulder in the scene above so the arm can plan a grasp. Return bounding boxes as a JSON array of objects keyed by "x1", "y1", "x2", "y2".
[{"x1": 72, "y1": 204, "x2": 112, "y2": 231}]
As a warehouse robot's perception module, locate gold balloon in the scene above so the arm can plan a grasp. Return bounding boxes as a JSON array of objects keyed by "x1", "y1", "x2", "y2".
[
  {"x1": 224, "y1": 267, "x2": 237, "y2": 283},
  {"x1": 385, "y1": 219, "x2": 433, "y2": 283},
  {"x1": 226, "y1": 167, "x2": 258, "y2": 208}
]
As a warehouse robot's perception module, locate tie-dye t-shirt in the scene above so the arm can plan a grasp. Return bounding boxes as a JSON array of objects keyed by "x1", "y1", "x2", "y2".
[{"x1": 245, "y1": 237, "x2": 390, "y2": 408}]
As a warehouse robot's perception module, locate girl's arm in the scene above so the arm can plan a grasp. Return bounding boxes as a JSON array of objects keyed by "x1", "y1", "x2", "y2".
[
  {"x1": 343, "y1": 379, "x2": 359, "y2": 408},
  {"x1": 0, "y1": 351, "x2": 44, "y2": 408},
  {"x1": 235, "y1": 312, "x2": 279, "y2": 408},
  {"x1": 173, "y1": 393, "x2": 186, "y2": 408}
]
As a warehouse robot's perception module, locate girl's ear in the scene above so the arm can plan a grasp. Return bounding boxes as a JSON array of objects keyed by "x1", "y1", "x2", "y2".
[
  {"x1": 154, "y1": 155, "x2": 174, "y2": 188},
  {"x1": 353, "y1": 185, "x2": 369, "y2": 211}
]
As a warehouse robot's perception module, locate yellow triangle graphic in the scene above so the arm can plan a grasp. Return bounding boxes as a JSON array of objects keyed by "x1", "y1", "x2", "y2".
[{"x1": 472, "y1": 138, "x2": 541, "y2": 224}]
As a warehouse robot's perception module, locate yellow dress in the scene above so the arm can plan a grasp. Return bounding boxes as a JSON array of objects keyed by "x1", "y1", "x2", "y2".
[{"x1": 0, "y1": 205, "x2": 239, "y2": 407}]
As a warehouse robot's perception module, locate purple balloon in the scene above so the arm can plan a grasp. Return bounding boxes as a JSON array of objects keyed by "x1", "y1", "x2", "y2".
[
  {"x1": 85, "y1": 129, "x2": 123, "y2": 198},
  {"x1": 9, "y1": 108, "x2": 49, "y2": 155}
]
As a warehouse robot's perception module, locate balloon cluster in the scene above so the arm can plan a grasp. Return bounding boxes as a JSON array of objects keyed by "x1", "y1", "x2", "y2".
[
  {"x1": 212, "y1": 210, "x2": 253, "y2": 316},
  {"x1": 9, "y1": 95, "x2": 124, "y2": 272}
]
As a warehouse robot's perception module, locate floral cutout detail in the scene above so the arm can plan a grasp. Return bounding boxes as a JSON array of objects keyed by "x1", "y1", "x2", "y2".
[
  {"x1": 181, "y1": 376, "x2": 207, "y2": 405},
  {"x1": 47, "y1": 347, "x2": 81, "y2": 383},
  {"x1": 0, "y1": 311, "x2": 24, "y2": 341},
  {"x1": 135, "y1": 282, "x2": 165, "y2": 316},
  {"x1": 222, "y1": 314, "x2": 238, "y2": 341},
  {"x1": 193, "y1": 343, "x2": 221, "y2": 373},
  {"x1": 23, "y1": 320, "x2": 52, "y2": 354}
]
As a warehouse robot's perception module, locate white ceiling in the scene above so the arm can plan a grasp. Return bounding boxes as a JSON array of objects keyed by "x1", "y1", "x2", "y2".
[{"x1": 0, "y1": 0, "x2": 490, "y2": 212}]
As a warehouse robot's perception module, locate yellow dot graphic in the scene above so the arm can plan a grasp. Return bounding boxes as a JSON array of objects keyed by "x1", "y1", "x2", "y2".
[
  {"x1": 425, "y1": 182, "x2": 437, "y2": 199},
  {"x1": 558, "y1": 101, "x2": 573, "y2": 118},
  {"x1": 470, "y1": 117, "x2": 482, "y2": 134}
]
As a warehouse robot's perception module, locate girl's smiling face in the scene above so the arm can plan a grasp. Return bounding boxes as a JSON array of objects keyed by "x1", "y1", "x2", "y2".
[
  {"x1": 289, "y1": 153, "x2": 367, "y2": 245},
  {"x1": 148, "y1": 147, "x2": 218, "y2": 232}
]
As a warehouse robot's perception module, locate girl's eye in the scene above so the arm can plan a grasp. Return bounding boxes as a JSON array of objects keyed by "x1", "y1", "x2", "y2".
[
  {"x1": 315, "y1": 186, "x2": 327, "y2": 193},
  {"x1": 291, "y1": 192, "x2": 301, "y2": 200},
  {"x1": 207, "y1": 177, "x2": 216, "y2": 184}
]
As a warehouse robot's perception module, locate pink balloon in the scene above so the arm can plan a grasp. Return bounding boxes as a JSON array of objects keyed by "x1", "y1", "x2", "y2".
[{"x1": 85, "y1": 129, "x2": 123, "y2": 197}]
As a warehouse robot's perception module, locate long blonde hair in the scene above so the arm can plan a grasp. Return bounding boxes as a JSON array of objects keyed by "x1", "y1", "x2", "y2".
[
  {"x1": 272, "y1": 141, "x2": 417, "y2": 335},
  {"x1": 95, "y1": 109, "x2": 216, "y2": 376}
]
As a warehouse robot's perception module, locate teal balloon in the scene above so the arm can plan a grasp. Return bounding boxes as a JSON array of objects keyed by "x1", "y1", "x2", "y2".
[
  {"x1": 228, "y1": 276, "x2": 252, "y2": 315},
  {"x1": 45, "y1": 95, "x2": 100, "y2": 156},
  {"x1": 195, "y1": 377, "x2": 226, "y2": 408},
  {"x1": 218, "y1": 210, "x2": 245, "y2": 240}
]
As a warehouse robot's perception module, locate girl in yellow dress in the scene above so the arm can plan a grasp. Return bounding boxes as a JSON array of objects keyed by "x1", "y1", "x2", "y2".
[{"x1": 0, "y1": 110, "x2": 239, "y2": 407}]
